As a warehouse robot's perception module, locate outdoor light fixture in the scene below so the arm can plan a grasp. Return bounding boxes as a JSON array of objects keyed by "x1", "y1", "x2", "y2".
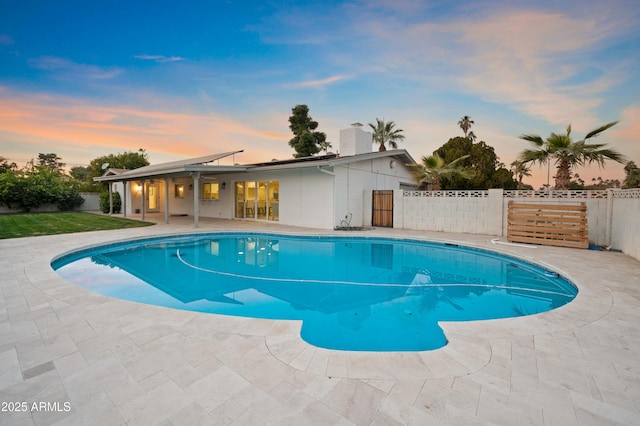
[{"x1": 175, "y1": 184, "x2": 185, "y2": 198}]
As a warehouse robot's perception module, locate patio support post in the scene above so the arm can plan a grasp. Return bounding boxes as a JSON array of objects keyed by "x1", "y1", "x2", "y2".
[
  {"x1": 193, "y1": 173, "x2": 200, "y2": 228},
  {"x1": 141, "y1": 180, "x2": 146, "y2": 221},
  {"x1": 123, "y1": 181, "x2": 127, "y2": 217},
  {"x1": 108, "y1": 182, "x2": 113, "y2": 215},
  {"x1": 164, "y1": 178, "x2": 169, "y2": 224}
]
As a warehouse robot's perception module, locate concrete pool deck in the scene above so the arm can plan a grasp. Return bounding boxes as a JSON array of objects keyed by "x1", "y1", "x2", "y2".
[{"x1": 1, "y1": 215, "x2": 639, "y2": 425}]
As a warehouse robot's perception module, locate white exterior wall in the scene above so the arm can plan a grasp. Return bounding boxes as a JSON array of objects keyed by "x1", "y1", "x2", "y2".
[
  {"x1": 113, "y1": 169, "x2": 334, "y2": 228},
  {"x1": 334, "y1": 157, "x2": 414, "y2": 228},
  {"x1": 278, "y1": 169, "x2": 334, "y2": 229},
  {"x1": 121, "y1": 155, "x2": 414, "y2": 230}
]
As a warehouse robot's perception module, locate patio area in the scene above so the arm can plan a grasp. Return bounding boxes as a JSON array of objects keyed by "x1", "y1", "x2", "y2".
[{"x1": 1, "y1": 215, "x2": 639, "y2": 425}]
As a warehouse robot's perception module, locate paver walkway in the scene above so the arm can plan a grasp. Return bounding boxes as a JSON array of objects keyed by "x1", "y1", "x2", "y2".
[{"x1": 1, "y1": 216, "x2": 639, "y2": 425}]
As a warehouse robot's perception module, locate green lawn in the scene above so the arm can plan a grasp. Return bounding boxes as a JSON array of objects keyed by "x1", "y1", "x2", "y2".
[{"x1": 0, "y1": 212, "x2": 155, "y2": 239}]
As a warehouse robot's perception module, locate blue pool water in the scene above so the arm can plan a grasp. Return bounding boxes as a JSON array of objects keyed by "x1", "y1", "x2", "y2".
[{"x1": 52, "y1": 233, "x2": 577, "y2": 351}]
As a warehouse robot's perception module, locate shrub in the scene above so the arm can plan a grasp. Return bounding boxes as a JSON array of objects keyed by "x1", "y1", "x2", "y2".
[
  {"x1": 99, "y1": 191, "x2": 122, "y2": 213},
  {"x1": 0, "y1": 168, "x2": 87, "y2": 212},
  {"x1": 56, "y1": 188, "x2": 85, "y2": 211}
]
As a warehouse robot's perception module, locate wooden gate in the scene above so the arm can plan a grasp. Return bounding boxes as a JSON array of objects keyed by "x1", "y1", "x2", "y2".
[
  {"x1": 507, "y1": 202, "x2": 588, "y2": 249},
  {"x1": 372, "y1": 190, "x2": 394, "y2": 227}
]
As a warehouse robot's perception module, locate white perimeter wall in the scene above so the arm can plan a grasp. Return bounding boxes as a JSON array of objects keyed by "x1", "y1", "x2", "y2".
[
  {"x1": 396, "y1": 189, "x2": 503, "y2": 235},
  {"x1": 610, "y1": 190, "x2": 640, "y2": 260},
  {"x1": 395, "y1": 189, "x2": 640, "y2": 261},
  {"x1": 0, "y1": 192, "x2": 100, "y2": 213}
]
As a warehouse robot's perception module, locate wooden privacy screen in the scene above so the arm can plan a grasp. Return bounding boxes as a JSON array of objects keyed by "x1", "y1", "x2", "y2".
[{"x1": 507, "y1": 202, "x2": 589, "y2": 249}]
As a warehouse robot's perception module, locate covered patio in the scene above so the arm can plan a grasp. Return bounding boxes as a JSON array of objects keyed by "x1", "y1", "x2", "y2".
[{"x1": 96, "y1": 151, "x2": 246, "y2": 227}]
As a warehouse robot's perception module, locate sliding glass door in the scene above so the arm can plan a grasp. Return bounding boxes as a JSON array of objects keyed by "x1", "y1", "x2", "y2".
[{"x1": 235, "y1": 180, "x2": 278, "y2": 221}]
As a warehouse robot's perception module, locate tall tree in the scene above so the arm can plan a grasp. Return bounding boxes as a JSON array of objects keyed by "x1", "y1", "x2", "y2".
[
  {"x1": 434, "y1": 136, "x2": 517, "y2": 189},
  {"x1": 0, "y1": 156, "x2": 17, "y2": 173},
  {"x1": 510, "y1": 160, "x2": 532, "y2": 189},
  {"x1": 623, "y1": 161, "x2": 640, "y2": 188},
  {"x1": 288, "y1": 105, "x2": 327, "y2": 158},
  {"x1": 409, "y1": 154, "x2": 473, "y2": 190},
  {"x1": 84, "y1": 149, "x2": 150, "y2": 191},
  {"x1": 37, "y1": 153, "x2": 65, "y2": 173},
  {"x1": 458, "y1": 115, "x2": 474, "y2": 138},
  {"x1": 87, "y1": 149, "x2": 149, "y2": 178},
  {"x1": 368, "y1": 118, "x2": 405, "y2": 152},
  {"x1": 519, "y1": 122, "x2": 625, "y2": 190},
  {"x1": 70, "y1": 166, "x2": 90, "y2": 182}
]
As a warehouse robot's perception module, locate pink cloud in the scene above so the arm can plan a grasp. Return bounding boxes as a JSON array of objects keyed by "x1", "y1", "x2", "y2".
[{"x1": 0, "y1": 88, "x2": 293, "y2": 167}]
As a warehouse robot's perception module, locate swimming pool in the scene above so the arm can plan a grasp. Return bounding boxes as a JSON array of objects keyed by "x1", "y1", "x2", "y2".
[{"x1": 52, "y1": 233, "x2": 577, "y2": 351}]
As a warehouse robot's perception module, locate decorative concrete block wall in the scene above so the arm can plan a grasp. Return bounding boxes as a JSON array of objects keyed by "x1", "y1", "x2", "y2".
[
  {"x1": 395, "y1": 189, "x2": 640, "y2": 261},
  {"x1": 399, "y1": 190, "x2": 500, "y2": 235}
]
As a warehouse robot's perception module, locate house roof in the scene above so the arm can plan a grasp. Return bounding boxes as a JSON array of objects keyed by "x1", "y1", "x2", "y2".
[
  {"x1": 245, "y1": 150, "x2": 416, "y2": 172},
  {"x1": 94, "y1": 149, "x2": 416, "y2": 182},
  {"x1": 94, "y1": 151, "x2": 246, "y2": 182}
]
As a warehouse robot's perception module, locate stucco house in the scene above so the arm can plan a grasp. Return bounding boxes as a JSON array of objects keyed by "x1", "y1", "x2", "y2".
[{"x1": 95, "y1": 124, "x2": 417, "y2": 229}]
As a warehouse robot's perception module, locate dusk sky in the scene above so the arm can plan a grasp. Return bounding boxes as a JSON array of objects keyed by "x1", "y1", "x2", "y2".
[{"x1": 1, "y1": 0, "x2": 639, "y2": 188}]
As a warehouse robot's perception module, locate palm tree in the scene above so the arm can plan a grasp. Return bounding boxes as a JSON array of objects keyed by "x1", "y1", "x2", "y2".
[
  {"x1": 458, "y1": 115, "x2": 474, "y2": 138},
  {"x1": 510, "y1": 160, "x2": 532, "y2": 189},
  {"x1": 519, "y1": 122, "x2": 625, "y2": 190},
  {"x1": 368, "y1": 118, "x2": 405, "y2": 152},
  {"x1": 409, "y1": 154, "x2": 473, "y2": 190}
]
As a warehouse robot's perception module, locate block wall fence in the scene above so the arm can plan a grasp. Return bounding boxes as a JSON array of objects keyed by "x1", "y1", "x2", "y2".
[
  {"x1": 0, "y1": 193, "x2": 100, "y2": 214},
  {"x1": 392, "y1": 188, "x2": 640, "y2": 261}
]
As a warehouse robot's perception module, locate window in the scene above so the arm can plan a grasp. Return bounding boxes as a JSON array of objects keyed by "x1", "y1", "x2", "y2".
[{"x1": 203, "y1": 182, "x2": 219, "y2": 200}]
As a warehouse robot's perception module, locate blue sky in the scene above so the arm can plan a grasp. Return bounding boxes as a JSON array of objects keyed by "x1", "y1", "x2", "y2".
[{"x1": 1, "y1": 0, "x2": 639, "y2": 188}]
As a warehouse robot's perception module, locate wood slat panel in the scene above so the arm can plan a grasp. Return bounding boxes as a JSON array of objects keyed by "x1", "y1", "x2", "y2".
[
  {"x1": 507, "y1": 201, "x2": 588, "y2": 249},
  {"x1": 508, "y1": 203, "x2": 586, "y2": 211}
]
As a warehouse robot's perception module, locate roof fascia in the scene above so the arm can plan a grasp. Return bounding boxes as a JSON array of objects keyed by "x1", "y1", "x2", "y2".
[{"x1": 93, "y1": 165, "x2": 249, "y2": 182}]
